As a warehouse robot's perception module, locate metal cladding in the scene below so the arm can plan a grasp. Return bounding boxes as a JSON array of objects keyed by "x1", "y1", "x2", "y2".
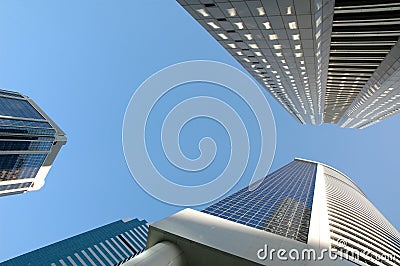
[{"x1": 177, "y1": 0, "x2": 400, "y2": 128}]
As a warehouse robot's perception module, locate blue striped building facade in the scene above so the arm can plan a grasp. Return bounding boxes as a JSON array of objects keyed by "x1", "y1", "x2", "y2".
[{"x1": 1, "y1": 218, "x2": 148, "y2": 266}]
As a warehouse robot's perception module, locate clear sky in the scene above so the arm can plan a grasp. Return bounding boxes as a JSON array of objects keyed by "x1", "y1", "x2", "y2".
[{"x1": 0, "y1": 0, "x2": 399, "y2": 262}]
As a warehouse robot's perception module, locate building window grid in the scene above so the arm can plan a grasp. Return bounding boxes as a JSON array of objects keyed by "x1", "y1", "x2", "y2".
[
  {"x1": 0, "y1": 97, "x2": 44, "y2": 120},
  {"x1": 206, "y1": 163, "x2": 283, "y2": 216},
  {"x1": 0, "y1": 136, "x2": 55, "y2": 142},
  {"x1": 203, "y1": 161, "x2": 316, "y2": 243},
  {"x1": 0, "y1": 140, "x2": 53, "y2": 151},
  {"x1": 244, "y1": 165, "x2": 305, "y2": 228},
  {"x1": 260, "y1": 164, "x2": 314, "y2": 240},
  {"x1": 0, "y1": 154, "x2": 47, "y2": 181},
  {"x1": 206, "y1": 162, "x2": 313, "y2": 218},
  {"x1": 0, "y1": 181, "x2": 32, "y2": 191},
  {"x1": 0, "y1": 125, "x2": 56, "y2": 136},
  {"x1": 0, "y1": 118, "x2": 52, "y2": 129},
  {"x1": 208, "y1": 161, "x2": 304, "y2": 216},
  {"x1": 180, "y1": 1, "x2": 317, "y2": 122}
]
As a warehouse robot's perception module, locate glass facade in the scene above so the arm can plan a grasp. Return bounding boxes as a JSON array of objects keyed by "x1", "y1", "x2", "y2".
[
  {"x1": 0, "y1": 218, "x2": 149, "y2": 266},
  {"x1": 203, "y1": 160, "x2": 317, "y2": 243},
  {"x1": 0, "y1": 154, "x2": 47, "y2": 181},
  {"x1": 0, "y1": 182, "x2": 32, "y2": 192},
  {"x1": 0, "y1": 96, "x2": 44, "y2": 119},
  {"x1": 0, "y1": 141, "x2": 53, "y2": 151},
  {"x1": 0, "y1": 89, "x2": 66, "y2": 196}
]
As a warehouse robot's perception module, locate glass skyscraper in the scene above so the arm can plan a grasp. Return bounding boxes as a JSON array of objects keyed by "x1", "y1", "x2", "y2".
[
  {"x1": 203, "y1": 160, "x2": 316, "y2": 243},
  {"x1": 126, "y1": 159, "x2": 400, "y2": 265},
  {"x1": 1, "y1": 218, "x2": 148, "y2": 266},
  {"x1": 201, "y1": 159, "x2": 400, "y2": 265},
  {"x1": 0, "y1": 89, "x2": 66, "y2": 196},
  {"x1": 177, "y1": 0, "x2": 400, "y2": 128}
]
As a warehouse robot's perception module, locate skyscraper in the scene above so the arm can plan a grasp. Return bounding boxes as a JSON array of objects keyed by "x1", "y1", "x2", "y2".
[
  {"x1": 176, "y1": 0, "x2": 400, "y2": 128},
  {"x1": 123, "y1": 159, "x2": 400, "y2": 266},
  {"x1": 1, "y1": 218, "x2": 148, "y2": 266},
  {"x1": 0, "y1": 89, "x2": 66, "y2": 196},
  {"x1": 203, "y1": 159, "x2": 315, "y2": 244}
]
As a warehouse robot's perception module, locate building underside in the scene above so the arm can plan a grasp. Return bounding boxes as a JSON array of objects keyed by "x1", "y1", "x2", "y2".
[{"x1": 177, "y1": 0, "x2": 400, "y2": 128}]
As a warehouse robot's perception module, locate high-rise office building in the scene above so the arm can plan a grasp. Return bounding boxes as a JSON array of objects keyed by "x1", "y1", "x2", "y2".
[
  {"x1": 124, "y1": 159, "x2": 400, "y2": 266},
  {"x1": 176, "y1": 0, "x2": 400, "y2": 128},
  {"x1": 1, "y1": 218, "x2": 148, "y2": 266},
  {"x1": 0, "y1": 89, "x2": 66, "y2": 196},
  {"x1": 203, "y1": 159, "x2": 316, "y2": 244}
]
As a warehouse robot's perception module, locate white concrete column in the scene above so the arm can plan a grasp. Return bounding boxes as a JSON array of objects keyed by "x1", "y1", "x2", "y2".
[
  {"x1": 307, "y1": 164, "x2": 331, "y2": 250},
  {"x1": 122, "y1": 241, "x2": 185, "y2": 266}
]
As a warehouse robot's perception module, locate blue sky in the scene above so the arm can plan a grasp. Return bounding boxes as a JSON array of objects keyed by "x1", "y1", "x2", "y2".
[{"x1": 0, "y1": 0, "x2": 399, "y2": 262}]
